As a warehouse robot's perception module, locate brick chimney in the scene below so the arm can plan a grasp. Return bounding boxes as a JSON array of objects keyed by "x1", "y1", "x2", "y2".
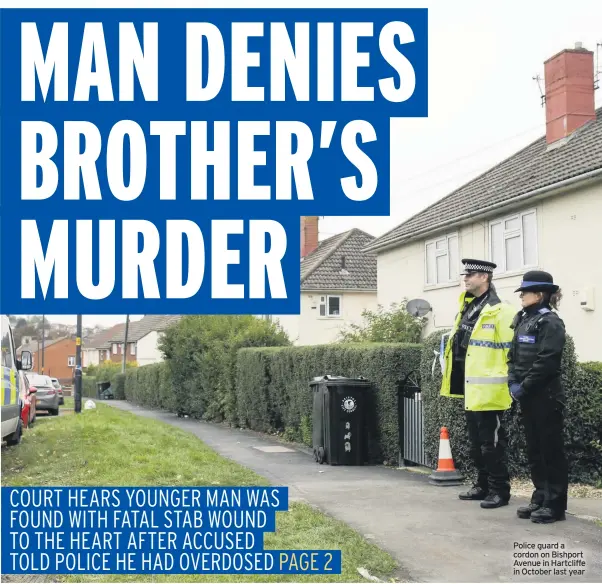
[
  {"x1": 544, "y1": 42, "x2": 596, "y2": 145},
  {"x1": 300, "y1": 216, "x2": 319, "y2": 257}
]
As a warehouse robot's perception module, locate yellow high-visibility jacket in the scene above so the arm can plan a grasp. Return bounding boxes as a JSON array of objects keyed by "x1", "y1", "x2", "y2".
[{"x1": 440, "y1": 288, "x2": 515, "y2": 411}]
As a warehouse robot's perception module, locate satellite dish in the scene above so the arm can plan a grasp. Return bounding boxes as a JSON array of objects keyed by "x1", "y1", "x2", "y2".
[{"x1": 407, "y1": 298, "x2": 432, "y2": 317}]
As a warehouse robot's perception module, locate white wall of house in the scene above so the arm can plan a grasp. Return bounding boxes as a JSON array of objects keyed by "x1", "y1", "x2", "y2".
[
  {"x1": 276, "y1": 291, "x2": 379, "y2": 345},
  {"x1": 82, "y1": 348, "x2": 99, "y2": 368},
  {"x1": 376, "y1": 181, "x2": 602, "y2": 362},
  {"x1": 136, "y1": 331, "x2": 165, "y2": 365}
]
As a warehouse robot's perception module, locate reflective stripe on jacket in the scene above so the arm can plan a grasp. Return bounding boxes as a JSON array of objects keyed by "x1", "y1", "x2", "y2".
[
  {"x1": 2, "y1": 366, "x2": 19, "y2": 406},
  {"x1": 440, "y1": 289, "x2": 515, "y2": 411}
]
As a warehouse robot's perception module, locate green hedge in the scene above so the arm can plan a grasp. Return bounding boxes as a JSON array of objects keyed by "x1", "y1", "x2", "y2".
[
  {"x1": 420, "y1": 330, "x2": 602, "y2": 485},
  {"x1": 123, "y1": 363, "x2": 177, "y2": 412},
  {"x1": 236, "y1": 343, "x2": 422, "y2": 464},
  {"x1": 82, "y1": 375, "x2": 96, "y2": 398},
  {"x1": 157, "y1": 315, "x2": 291, "y2": 424},
  {"x1": 113, "y1": 374, "x2": 126, "y2": 400},
  {"x1": 81, "y1": 361, "x2": 138, "y2": 399}
]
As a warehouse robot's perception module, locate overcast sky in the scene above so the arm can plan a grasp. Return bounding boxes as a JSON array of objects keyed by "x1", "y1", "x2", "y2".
[{"x1": 10, "y1": 0, "x2": 601, "y2": 327}]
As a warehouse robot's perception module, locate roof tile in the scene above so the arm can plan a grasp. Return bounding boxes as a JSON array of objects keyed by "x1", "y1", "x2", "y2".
[
  {"x1": 365, "y1": 107, "x2": 602, "y2": 252},
  {"x1": 301, "y1": 228, "x2": 377, "y2": 291}
]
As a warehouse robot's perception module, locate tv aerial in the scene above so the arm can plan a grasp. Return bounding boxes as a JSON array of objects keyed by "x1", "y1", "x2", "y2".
[{"x1": 406, "y1": 298, "x2": 432, "y2": 318}]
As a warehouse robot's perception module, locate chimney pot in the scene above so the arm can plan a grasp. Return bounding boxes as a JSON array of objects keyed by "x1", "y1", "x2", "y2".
[{"x1": 575, "y1": 41, "x2": 583, "y2": 50}]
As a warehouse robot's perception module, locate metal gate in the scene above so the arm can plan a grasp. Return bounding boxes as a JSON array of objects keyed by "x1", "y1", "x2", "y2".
[{"x1": 398, "y1": 370, "x2": 430, "y2": 467}]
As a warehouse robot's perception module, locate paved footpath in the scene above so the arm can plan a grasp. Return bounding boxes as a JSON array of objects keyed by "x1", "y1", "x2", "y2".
[{"x1": 106, "y1": 401, "x2": 602, "y2": 583}]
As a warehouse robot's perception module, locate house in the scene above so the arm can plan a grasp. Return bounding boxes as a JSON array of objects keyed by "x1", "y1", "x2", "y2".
[
  {"x1": 274, "y1": 217, "x2": 379, "y2": 345},
  {"x1": 125, "y1": 315, "x2": 182, "y2": 366},
  {"x1": 82, "y1": 324, "x2": 126, "y2": 368},
  {"x1": 17, "y1": 336, "x2": 77, "y2": 385},
  {"x1": 363, "y1": 43, "x2": 602, "y2": 362},
  {"x1": 101, "y1": 315, "x2": 181, "y2": 366}
]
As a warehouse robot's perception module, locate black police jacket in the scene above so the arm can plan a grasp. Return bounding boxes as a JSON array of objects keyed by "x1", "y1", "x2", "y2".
[{"x1": 507, "y1": 305, "x2": 566, "y2": 400}]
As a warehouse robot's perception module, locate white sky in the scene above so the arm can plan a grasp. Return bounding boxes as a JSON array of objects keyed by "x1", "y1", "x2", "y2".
[{"x1": 7, "y1": 0, "x2": 602, "y2": 327}]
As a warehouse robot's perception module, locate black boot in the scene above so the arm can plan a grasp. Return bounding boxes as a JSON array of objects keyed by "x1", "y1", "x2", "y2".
[
  {"x1": 480, "y1": 493, "x2": 509, "y2": 509},
  {"x1": 458, "y1": 486, "x2": 488, "y2": 500},
  {"x1": 530, "y1": 507, "x2": 566, "y2": 524},
  {"x1": 517, "y1": 503, "x2": 541, "y2": 519}
]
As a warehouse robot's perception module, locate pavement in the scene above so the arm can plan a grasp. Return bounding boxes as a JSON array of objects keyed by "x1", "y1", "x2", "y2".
[{"x1": 105, "y1": 400, "x2": 602, "y2": 583}]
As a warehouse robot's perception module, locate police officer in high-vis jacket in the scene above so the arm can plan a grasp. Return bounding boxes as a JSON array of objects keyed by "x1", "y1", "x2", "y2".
[
  {"x1": 441, "y1": 259, "x2": 516, "y2": 509},
  {"x1": 508, "y1": 270, "x2": 568, "y2": 524}
]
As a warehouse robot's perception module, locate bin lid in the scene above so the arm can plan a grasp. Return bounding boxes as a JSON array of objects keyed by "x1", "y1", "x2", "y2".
[
  {"x1": 97, "y1": 381, "x2": 111, "y2": 390},
  {"x1": 310, "y1": 374, "x2": 372, "y2": 387}
]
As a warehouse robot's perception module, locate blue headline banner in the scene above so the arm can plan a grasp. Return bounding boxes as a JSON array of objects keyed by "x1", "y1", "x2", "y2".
[
  {"x1": 0, "y1": 8, "x2": 428, "y2": 315},
  {"x1": 2, "y1": 486, "x2": 342, "y2": 575}
]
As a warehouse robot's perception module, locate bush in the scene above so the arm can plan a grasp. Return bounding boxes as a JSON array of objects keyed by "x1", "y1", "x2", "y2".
[
  {"x1": 113, "y1": 374, "x2": 126, "y2": 400},
  {"x1": 124, "y1": 363, "x2": 173, "y2": 410},
  {"x1": 236, "y1": 343, "x2": 422, "y2": 464},
  {"x1": 338, "y1": 302, "x2": 426, "y2": 344},
  {"x1": 81, "y1": 361, "x2": 138, "y2": 399},
  {"x1": 420, "y1": 330, "x2": 601, "y2": 485},
  {"x1": 82, "y1": 375, "x2": 96, "y2": 398},
  {"x1": 138, "y1": 315, "x2": 292, "y2": 423},
  {"x1": 564, "y1": 362, "x2": 602, "y2": 484}
]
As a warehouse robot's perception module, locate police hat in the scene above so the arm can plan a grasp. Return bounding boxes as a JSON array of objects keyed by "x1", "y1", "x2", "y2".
[
  {"x1": 460, "y1": 258, "x2": 497, "y2": 275},
  {"x1": 514, "y1": 270, "x2": 559, "y2": 293}
]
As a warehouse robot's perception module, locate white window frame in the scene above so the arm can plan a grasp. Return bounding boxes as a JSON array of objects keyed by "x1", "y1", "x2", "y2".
[
  {"x1": 424, "y1": 232, "x2": 460, "y2": 286},
  {"x1": 488, "y1": 209, "x2": 538, "y2": 274},
  {"x1": 67, "y1": 356, "x2": 75, "y2": 367},
  {"x1": 112, "y1": 343, "x2": 117, "y2": 355},
  {"x1": 319, "y1": 295, "x2": 342, "y2": 318},
  {"x1": 130, "y1": 343, "x2": 136, "y2": 356}
]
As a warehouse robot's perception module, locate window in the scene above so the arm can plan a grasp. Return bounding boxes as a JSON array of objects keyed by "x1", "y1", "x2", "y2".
[
  {"x1": 67, "y1": 356, "x2": 75, "y2": 367},
  {"x1": 130, "y1": 343, "x2": 136, "y2": 356},
  {"x1": 112, "y1": 343, "x2": 117, "y2": 355},
  {"x1": 425, "y1": 233, "x2": 459, "y2": 285},
  {"x1": 319, "y1": 295, "x2": 342, "y2": 317},
  {"x1": 489, "y1": 210, "x2": 538, "y2": 273}
]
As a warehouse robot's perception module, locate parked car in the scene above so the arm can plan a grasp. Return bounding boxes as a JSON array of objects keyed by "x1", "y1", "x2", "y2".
[
  {"x1": 26, "y1": 374, "x2": 60, "y2": 416},
  {"x1": 2, "y1": 315, "x2": 32, "y2": 446},
  {"x1": 19, "y1": 371, "x2": 37, "y2": 428},
  {"x1": 50, "y1": 378, "x2": 64, "y2": 405}
]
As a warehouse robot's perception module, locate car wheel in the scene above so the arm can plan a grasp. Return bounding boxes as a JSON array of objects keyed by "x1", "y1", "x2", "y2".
[
  {"x1": 50, "y1": 408, "x2": 59, "y2": 416},
  {"x1": 6, "y1": 419, "x2": 23, "y2": 446}
]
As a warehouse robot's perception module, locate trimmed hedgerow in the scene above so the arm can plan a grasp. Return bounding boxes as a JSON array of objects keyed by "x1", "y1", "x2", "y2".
[
  {"x1": 236, "y1": 343, "x2": 422, "y2": 464},
  {"x1": 112, "y1": 374, "x2": 126, "y2": 400},
  {"x1": 156, "y1": 315, "x2": 290, "y2": 423},
  {"x1": 421, "y1": 329, "x2": 601, "y2": 485},
  {"x1": 124, "y1": 362, "x2": 176, "y2": 412}
]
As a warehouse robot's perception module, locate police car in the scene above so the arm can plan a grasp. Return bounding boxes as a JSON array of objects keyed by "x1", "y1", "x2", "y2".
[{"x1": 1, "y1": 315, "x2": 33, "y2": 446}]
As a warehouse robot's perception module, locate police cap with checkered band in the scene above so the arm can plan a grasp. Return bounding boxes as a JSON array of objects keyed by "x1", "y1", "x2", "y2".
[{"x1": 460, "y1": 258, "x2": 497, "y2": 276}]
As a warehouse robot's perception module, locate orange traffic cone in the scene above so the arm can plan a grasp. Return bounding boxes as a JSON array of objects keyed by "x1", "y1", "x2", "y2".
[{"x1": 428, "y1": 427, "x2": 464, "y2": 486}]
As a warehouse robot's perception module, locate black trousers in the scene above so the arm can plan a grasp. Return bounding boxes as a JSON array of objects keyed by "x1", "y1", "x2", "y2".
[
  {"x1": 520, "y1": 394, "x2": 568, "y2": 512},
  {"x1": 465, "y1": 410, "x2": 511, "y2": 499}
]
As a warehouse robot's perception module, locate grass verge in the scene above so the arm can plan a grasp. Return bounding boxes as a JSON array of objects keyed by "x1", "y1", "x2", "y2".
[
  {"x1": 2, "y1": 403, "x2": 398, "y2": 583},
  {"x1": 61, "y1": 396, "x2": 74, "y2": 409}
]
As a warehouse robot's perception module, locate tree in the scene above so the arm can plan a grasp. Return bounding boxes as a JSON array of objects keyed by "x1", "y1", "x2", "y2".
[{"x1": 338, "y1": 301, "x2": 427, "y2": 344}]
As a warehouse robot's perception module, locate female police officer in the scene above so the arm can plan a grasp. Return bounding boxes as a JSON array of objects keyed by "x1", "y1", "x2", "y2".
[{"x1": 507, "y1": 270, "x2": 568, "y2": 524}]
